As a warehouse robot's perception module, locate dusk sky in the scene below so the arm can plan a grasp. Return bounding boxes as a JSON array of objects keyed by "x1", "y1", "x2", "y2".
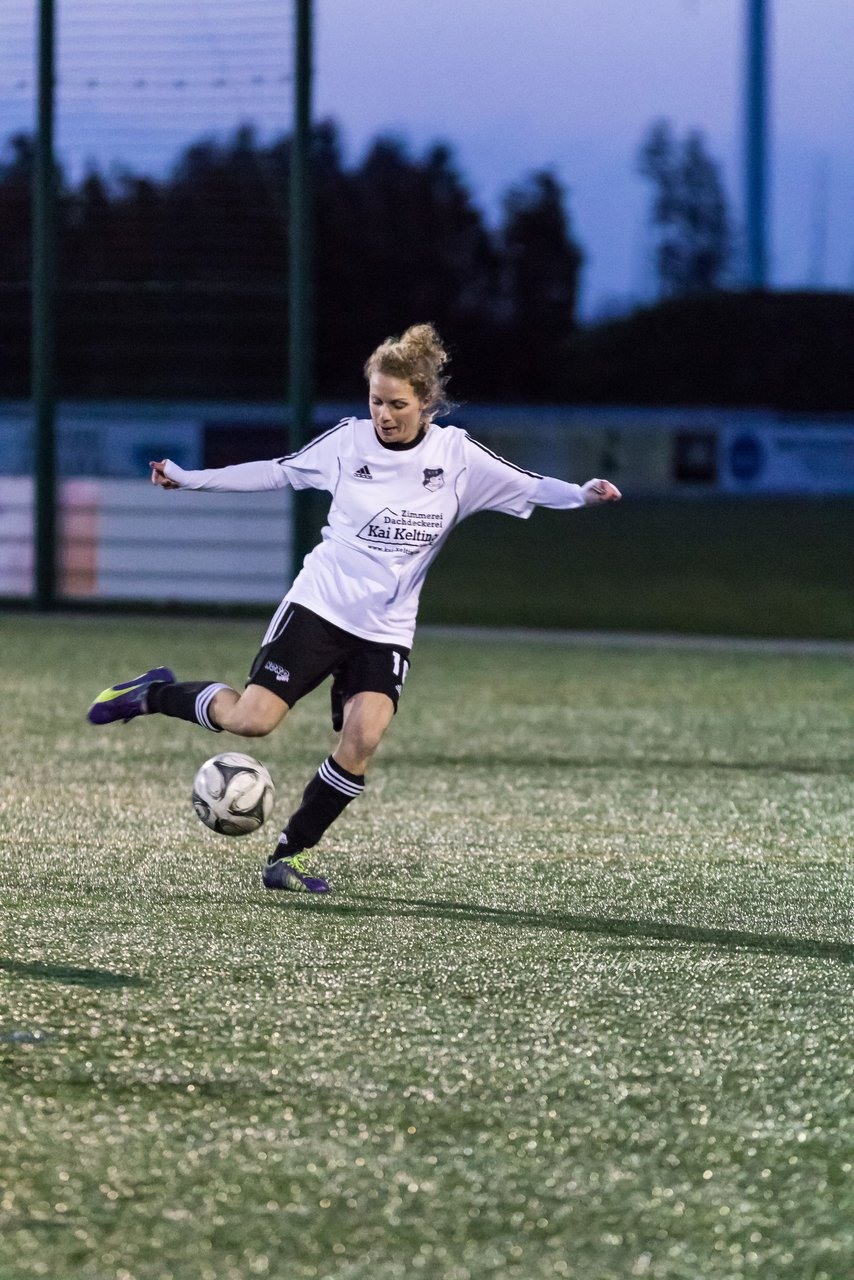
[{"x1": 2, "y1": 0, "x2": 853, "y2": 316}]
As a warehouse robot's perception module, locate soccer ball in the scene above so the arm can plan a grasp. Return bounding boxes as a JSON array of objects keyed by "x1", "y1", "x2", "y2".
[{"x1": 192, "y1": 752, "x2": 275, "y2": 837}]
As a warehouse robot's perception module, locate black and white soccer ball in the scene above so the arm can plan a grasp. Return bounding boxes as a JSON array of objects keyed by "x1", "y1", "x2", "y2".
[{"x1": 192, "y1": 752, "x2": 275, "y2": 837}]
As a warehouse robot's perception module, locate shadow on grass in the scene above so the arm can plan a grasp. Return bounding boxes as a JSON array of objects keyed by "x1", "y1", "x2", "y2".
[
  {"x1": 278, "y1": 894, "x2": 854, "y2": 966},
  {"x1": 397, "y1": 753, "x2": 854, "y2": 777},
  {"x1": 0, "y1": 958, "x2": 145, "y2": 988}
]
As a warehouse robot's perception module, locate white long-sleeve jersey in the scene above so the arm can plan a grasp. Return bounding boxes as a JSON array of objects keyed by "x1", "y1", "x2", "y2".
[{"x1": 164, "y1": 417, "x2": 588, "y2": 647}]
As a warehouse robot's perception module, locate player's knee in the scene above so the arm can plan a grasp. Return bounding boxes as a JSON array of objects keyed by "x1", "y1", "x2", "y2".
[
  {"x1": 338, "y1": 693, "x2": 394, "y2": 765},
  {"x1": 340, "y1": 722, "x2": 384, "y2": 762}
]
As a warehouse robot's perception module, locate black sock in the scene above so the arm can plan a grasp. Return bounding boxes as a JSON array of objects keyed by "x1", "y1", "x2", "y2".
[
  {"x1": 147, "y1": 680, "x2": 228, "y2": 731},
  {"x1": 270, "y1": 756, "x2": 365, "y2": 860}
]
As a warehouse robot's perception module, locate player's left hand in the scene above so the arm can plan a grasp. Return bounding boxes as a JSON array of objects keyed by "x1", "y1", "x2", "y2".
[
  {"x1": 150, "y1": 460, "x2": 179, "y2": 489},
  {"x1": 581, "y1": 478, "x2": 622, "y2": 504}
]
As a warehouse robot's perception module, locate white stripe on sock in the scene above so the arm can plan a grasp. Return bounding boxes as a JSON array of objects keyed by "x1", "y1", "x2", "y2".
[
  {"x1": 319, "y1": 758, "x2": 364, "y2": 797},
  {"x1": 196, "y1": 682, "x2": 228, "y2": 732}
]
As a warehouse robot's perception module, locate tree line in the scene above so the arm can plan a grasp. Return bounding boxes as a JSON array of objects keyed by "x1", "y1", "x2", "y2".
[
  {"x1": 1, "y1": 119, "x2": 851, "y2": 408},
  {"x1": 0, "y1": 121, "x2": 580, "y2": 400}
]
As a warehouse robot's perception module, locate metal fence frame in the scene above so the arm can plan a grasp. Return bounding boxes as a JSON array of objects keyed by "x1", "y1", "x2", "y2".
[{"x1": 29, "y1": 0, "x2": 314, "y2": 609}]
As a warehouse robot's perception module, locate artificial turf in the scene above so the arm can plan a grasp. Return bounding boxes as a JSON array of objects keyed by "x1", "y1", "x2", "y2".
[{"x1": 1, "y1": 612, "x2": 852, "y2": 1280}]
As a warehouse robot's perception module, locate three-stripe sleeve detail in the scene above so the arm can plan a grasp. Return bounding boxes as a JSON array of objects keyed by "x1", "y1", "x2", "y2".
[
  {"x1": 274, "y1": 418, "x2": 351, "y2": 465},
  {"x1": 464, "y1": 434, "x2": 542, "y2": 478}
]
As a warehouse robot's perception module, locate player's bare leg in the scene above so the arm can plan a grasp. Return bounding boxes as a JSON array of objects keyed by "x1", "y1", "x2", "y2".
[
  {"x1": 209, "y1": 685, "x2": 290, "y2": 737},
  {"x1": 264, "y1": 691, "x2": 395, "y2": 895},
  {"x1": 334, "y1": 691, "x2": 395, "y2": 774}
]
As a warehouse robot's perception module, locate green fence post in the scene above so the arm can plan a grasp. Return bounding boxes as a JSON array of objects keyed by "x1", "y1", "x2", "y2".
[
  {"x1": 289, "y1": 0, "x2": 314, "y2": 581},
  {"x1": 33, "y1": 0, "x2": 58, "y2": 609}
]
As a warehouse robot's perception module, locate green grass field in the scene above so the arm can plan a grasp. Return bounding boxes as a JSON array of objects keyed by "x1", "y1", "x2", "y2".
[{"x1": 1, "y1": 612, "x2": 853, "y2": 1280}]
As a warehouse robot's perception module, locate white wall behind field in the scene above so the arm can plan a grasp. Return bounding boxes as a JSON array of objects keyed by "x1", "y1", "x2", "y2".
[{"x1": 0, "y1": 476, "x2": 291, "y2": 603}]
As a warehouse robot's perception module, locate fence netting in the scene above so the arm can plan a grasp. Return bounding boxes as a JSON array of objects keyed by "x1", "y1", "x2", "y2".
[{"x1": 1, "y1": 0, "x2": 297, "y2": 603}]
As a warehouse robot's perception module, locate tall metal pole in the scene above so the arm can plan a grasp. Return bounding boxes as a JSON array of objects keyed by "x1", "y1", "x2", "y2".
[
  {"x1": 745, "y1": 0, "x2": 768, "y2": 287},
  {"x1": 33, "y1": 0, "x2": 58, "y2": 607},
  {"x1": 289, "y1": 0, "x2": 314, "y2": 579}
]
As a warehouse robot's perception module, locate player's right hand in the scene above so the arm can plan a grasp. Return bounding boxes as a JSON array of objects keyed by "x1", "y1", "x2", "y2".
[
  {"x1": 581, "y1": 478, "x2": 622, "y2": 504},
  {"x1": 150, "y1": 460, "x2": 179, "y2": 489}
]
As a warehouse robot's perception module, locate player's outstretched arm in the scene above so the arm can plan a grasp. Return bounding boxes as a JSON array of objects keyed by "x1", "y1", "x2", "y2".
[
  {"x1": 533, "y1": 475, "x2": 622, "y2": 509},
  {"x1": 148, "y1": 458, "x2": 289, "y2": 493}
]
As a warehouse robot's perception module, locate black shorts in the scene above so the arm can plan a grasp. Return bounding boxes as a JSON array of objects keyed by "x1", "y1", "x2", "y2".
[{"x1": 247, "y1": 603, "x2": 411, "y2": 731}]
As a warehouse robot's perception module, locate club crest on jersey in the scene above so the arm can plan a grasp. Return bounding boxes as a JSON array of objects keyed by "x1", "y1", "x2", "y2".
[{"x1": 422, "y1": 467, "x2": 444, "y2": 491}]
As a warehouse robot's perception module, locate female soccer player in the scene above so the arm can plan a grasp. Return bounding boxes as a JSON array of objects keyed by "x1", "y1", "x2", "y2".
[{"x1": 88, "y1": 324, "x2": 620, "y2": 893}]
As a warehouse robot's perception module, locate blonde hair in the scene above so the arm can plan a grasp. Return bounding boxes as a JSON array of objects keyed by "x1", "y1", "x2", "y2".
[{"x1": 364, "y1": 323, "x2": 452, "y2": 421}]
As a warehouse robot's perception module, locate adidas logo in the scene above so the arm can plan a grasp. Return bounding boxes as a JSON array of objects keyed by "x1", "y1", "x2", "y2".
[{"x1": 353, "y1": 465, "x2": 373, "y2": 480}]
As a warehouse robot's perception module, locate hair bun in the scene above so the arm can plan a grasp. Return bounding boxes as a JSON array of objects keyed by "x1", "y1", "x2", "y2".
[{"x1": 398, "y1": 323, "x2": 448, "y2": 370}]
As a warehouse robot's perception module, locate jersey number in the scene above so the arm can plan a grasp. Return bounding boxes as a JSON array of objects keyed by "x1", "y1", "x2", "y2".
[{"x1": 391, "y1": 650, "x2": 410, "y2": 682}]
